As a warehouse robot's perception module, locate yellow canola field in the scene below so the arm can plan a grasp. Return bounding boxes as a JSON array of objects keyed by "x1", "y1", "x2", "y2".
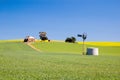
[
  {"x1": 78, "y1": 42, "x2": 120, "y2": 46},
  {"x1": 0, "y1": 40, "x2": 120, "y2": 46},
  {"x1": 0, "y1": 40, "x2": 23, "y2": 43}
]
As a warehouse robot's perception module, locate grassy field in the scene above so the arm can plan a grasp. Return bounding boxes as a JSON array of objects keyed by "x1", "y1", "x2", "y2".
[
  {"x1": 33, "y1": 41, "x2": 120, "y2": 55},
  {"x1": 0, "y1": 40, "x2": 120, "y2": 80}
]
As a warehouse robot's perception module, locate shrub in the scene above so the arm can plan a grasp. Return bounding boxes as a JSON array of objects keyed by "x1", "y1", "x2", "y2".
[{"x1": 24, "y1": 39, "x2": 28, "y2": 42}]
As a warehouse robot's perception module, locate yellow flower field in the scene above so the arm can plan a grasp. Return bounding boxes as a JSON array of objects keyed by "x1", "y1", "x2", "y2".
[
  {"x1": 78, "y1": 42, "x2": 120, "y2": 46},
  {"x1": 0, "y1": 40, "x2": 23, "y2": 43},
  {"x1": 0, "y1": 40, "x2": 120, "y2": 46}
]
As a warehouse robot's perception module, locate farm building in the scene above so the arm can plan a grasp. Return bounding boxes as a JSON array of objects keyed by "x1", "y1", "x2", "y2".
[{"x1": 24, "y1": 36, "x2": 35, "y2": 42}]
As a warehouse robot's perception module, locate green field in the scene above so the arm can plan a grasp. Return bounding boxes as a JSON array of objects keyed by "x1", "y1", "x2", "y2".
[{"x1": 0, "y1": 40, "x2": 120, "y2": 80}]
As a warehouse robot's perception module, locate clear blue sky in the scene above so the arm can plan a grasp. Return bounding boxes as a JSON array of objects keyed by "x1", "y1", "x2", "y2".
[{"x1": 0, "y1": 0, "x2": 120, "y2": 41}]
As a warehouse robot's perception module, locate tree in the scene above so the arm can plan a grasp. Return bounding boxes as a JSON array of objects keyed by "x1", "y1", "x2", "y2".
[
  {"x1": 65, "y1": 36, "x2": 76, "y2": 43},
  {"x1": 39, "y1": 32, "x2": 48, "y2": 40},
  {"x1": 71, "y1": 36, "x2": 76, "y2": 43}
]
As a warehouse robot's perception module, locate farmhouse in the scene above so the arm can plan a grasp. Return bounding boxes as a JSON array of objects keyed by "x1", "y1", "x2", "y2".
[{"x1": 24, "y1": 36, "x2": 35, "y2": 42}]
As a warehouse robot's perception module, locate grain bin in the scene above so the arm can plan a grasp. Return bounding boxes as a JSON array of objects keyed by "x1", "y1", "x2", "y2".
[{"x1": 86, "y1": 47, "x2": 99, "y2": 55}]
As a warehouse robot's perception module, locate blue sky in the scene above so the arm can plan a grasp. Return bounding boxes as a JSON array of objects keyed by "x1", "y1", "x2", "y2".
[{"x1": 0, "y1": 0, "x2": 120, "y2": 41}]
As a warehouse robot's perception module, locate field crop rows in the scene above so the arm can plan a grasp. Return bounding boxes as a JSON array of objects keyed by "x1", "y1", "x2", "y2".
[{"x1": 0, "y1": 41, "x2": 120, "y2": 80}]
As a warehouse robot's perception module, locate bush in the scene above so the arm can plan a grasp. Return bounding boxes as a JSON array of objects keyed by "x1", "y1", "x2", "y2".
[{"x1": 24, "y1": 39, "x2": 28, "y2": 42}]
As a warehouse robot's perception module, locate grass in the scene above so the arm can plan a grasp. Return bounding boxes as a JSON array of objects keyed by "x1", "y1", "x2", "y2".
[
  {"x1": 0, "y1": 40, "x2": 120, "y2": 80},
  {"x1": 32, "y1": 41, "x2": 82, "y2": 54},
  {"x1": 32, "y1": 41, "x2": 120, "y2": 55}
]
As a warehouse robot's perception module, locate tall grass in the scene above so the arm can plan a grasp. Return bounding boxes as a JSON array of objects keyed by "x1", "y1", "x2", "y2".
[{"x1": 0, "y1": 41, "x2": 120, "y2": 80}]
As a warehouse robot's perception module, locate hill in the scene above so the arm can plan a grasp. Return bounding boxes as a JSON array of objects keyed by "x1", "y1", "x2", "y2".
[
  {"x1": 32, "y1": 41, "x2": 120, "y2": 55},
  {"x1": 0, "y1": 40, "x2": 120, "y2": 80}
]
